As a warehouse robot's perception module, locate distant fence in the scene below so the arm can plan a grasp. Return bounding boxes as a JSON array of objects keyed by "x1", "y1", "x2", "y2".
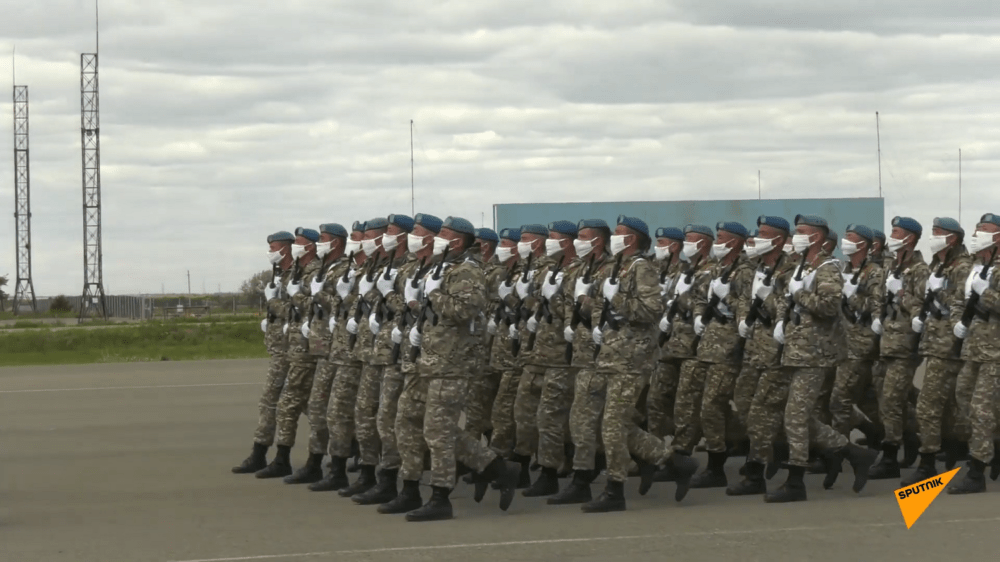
[{"x1": 13, "y1": 294, "x2": 259, "y2": 319}]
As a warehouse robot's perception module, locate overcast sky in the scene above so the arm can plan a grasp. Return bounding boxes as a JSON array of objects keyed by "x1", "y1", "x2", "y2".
[{"x1": 1, "y1": 1, "x2": 999, "y2": 296}]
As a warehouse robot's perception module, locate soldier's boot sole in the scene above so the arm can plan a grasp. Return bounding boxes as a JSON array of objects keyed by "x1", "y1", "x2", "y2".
[
  {"x1": 547, "y1": 483, "x2": 592, "y2": 505},
  {"x1": 308, "y1": 474, "x2": 349, "y2": 492},
  {"x1": 690, "y1": 468, "x2": 728, "y2": 489},
  {"x1": 671, "y1": 454, "x2": 700, "y2": 502},
  {"x1": 232, "y1": 454, "x2": 268, "y2": 474},
  {"x1": 947, "y1": 473, "x2": 986, "y2": 495},
  {"x1": 580, "y1": 492, "x2": 626, "y2": 513},
  {"x1": 522, "y1": 470, "x2": 560, "y2": 498},
  {"x1": 283, "y1": 465, "x2": 323, "y2": 485},
  {"x1": 254, "y1": 460, "x2": 292, "y2": 479},
  {"x1": 378, "y1": 493, "x2": 423, "y2": 514},
  {"x1": 353, "y1": 480, "x2": 398, "y2": 505},
  {"x1": 764, "y1": 482, "x2": 807, "y2": 503},
  {"x1": 844, "y1": 445, "x2": 878, "y2": 493},
  {"x1": 405, "y1": 499, "x2": 453, "y2": 522},
  {"x1": 726, "y1": 478, "x2": 766, "y2": 496},
  {"x1": 338, "y1": 477, "x2": 376, "y2": 498},
  {"x1": 867, "y1": 458, "x2": 900, "y2": 480}
]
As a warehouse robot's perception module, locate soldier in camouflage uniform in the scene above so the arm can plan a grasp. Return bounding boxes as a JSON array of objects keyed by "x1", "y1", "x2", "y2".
[
  {"x1": 868, "y1": 217, "x2": 931, "y2": 480},
  {"x1": 584, "y1": 216, "x2": 698, "y2": 513},
  {"x1": 766, "y1": 214, "x2": 876, "y2": 503},
  {"x1": 284, "y1": 223, "x2": 352, "y2": 484},
  {"x1": 393, "y1": 216, "x2": 519, "y2": 522},
  {"x1": 514, "y1": 220, "x2": 584, "y2": 497},
  {"x1": 688, "y1": 221, "x2": 754, "y2": 489},
  {"x1": 547, "y1": 219, "x2": 611, "y2": 505},
  {"x1": 255, "y1": 227, "x2": 324, "y2": 479},
  {"x1": 463, "y1": 227, "x2": 503, "y2": 446},
  {"x1": 646, "y1": 227, "x2": 686, "y2": 443},
  {"x1": 232, "y1": 231, "x2": 296, "y2": 474}
]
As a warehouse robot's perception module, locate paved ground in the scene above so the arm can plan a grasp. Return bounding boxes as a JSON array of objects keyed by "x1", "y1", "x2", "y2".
[{"x1": 1, "y1": 359, "x2": 998, "y2": 562}]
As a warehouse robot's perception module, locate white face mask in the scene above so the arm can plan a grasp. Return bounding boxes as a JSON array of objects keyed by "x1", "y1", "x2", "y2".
[
  {"x1": 291, "y1": 243, "x2": 309, "y2": 260},
  {"x1": 927, "y1": 233, "x2": 952, "y2": 254},
  {"x1": 710, "y1": 242, "x2": 732, "y2": 260},
  {"x1": 407, "y1": 233, "x2": 427, "y2": 254},
  {"x1": 496, "y1": 246, "x2": 516, "y2": 262},
  {"x1": 267, "y1": 249, "x2": 284, "y2": 264},
  {"x1": 782, "y1": 242, "x2": 794, "y2": 255},
  {"x1": 517, "y1": 240, "x2": 536, "y2": 259},
  {"x1": 753, "y1": 236, "x2": 778, "y2": 255},
  {"x1": 361, "y1": 238, "x2": 380, "y2": 256},
  {"x1": 316, "y1": 241, "x2": 334, "y2": 258},
  {"x1": 609, "y1": 234, "x2": 629, "y2": 256},
  {"x1": 545, "y1": 238, "x2": 566, "y2": 257},
  {"x1": 886, "y1": 235, "x2": 909, "y2": 253},
  {"x1": 574, "y1": 238, "x2": 596, "y2": 259},
  {"x1": 682, "y1": 240, "x2": 703, "y2": 259},
  {"x1": 841, "y1": 238, "x2": 861, "y2": 256},
  {"x1": 382, "y1": 232, "x2": 403, "y2": 253},
  {"x1": 791, "y1": 233, "x2": 813, "y2": 253},
  {"x1": 968, "y1": 231, "x2": 997, "y2": 254},
  {"x1": 432, "y1": 236, "x2": 453, "y2": 256},
  {"x1": 654, "y1": 245, "x2": 671, "y2": 261},
  {"x1": 345, "y1": 239, "x2": 362, "y2": 256},
  {"x1": 744, "y1": 243, "x2": 764, "y2": 259}
]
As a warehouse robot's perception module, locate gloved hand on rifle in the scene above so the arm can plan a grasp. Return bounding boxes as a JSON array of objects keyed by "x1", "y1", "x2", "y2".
[
  {"x1": 264, "y1": 283, "x2": 280, "y2": 301},
  {"x1": 563, "y1": 326, "x2": 575, "y2": 343},
  {"x1": 301, "y1": 323, "x2": 311, "y2": 338},
  {"x1": 409, "y1": 327, "x2": 422, "y2": 347},
  {"x1": 391, "y1": 326, "x2": 403, "y2": 344},
  {"x1": 336, "y1": 270, "x2": 357, "y2": 299},
  {"x1": 377, "y1": 269, "x2": 398, "y2": 297},
  {"x1": 286, "y1": 280, "x2": 302, "y2": 298},
  {"x1": 310, "y1": 277, "x2": 325, "y2": 297},
  {"x1": 368, "y1": 313, "x2": 380, "y2": 334},
  {"x1": 542, "y1": 272, "x2": 564, "y2": 301}
]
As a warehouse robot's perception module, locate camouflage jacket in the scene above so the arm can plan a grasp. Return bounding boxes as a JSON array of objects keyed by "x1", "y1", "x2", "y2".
[
  {"x1": 653, "y1": 258, "x2": 685, "y2": 361},
  {"x1": 963, "y1": 256, "x2": 1000, "y2": 363},
  {"x1": 566, "y1": 255, "x2": 612, "y2": 369},
  {"x1": 842, "y1": 259, "x2": 885, "y2": 361},
  {"x1": 462, "y1": 250, "x2": 490, "y2": 371},
  {"x1": 778, "y1": 254, "x2": 847, "y2": 368},
  {"x1": 662, "y1": 257, "x2": 714, "y2": 360},
  {"x1": 417, "y1": 254, "x2": 487, "y2": 377},
  {"x1": 286, "y1": 258, "x2": 323, "y2": 361},
  {"x1": 520, "y1": 257, "x2": 586, "y2": 367},
  {"x1": 487, "y1": 260, "x2": 522, "y2": 370},
  {"x1": 879, "y1": 250, "x2": 931, "y2": 359},
  {"x1": 593, "y1": 254, "x2": 665, "y2": 374},
  {"x1": 501, "y1": 255, "x2": 555, "y2": 358},
  {"x1": 352, "y1": 256, "x2": 393, "y2": 364},
  {"x1": 918, "y1": 248, "x2": 972, "y2": 360},
  {"x1": 695, "y1": 256, "x2": 755, "y2": 365},
  {"x1": 265, "y1": 267, "x2": 293, "y2": 355},
  {"x1": 367, "y1": 254, "x2": 422, "y2": 366},
  {"x1": 397, "y1": 259, "x2": 437, "y2": 374},
  {"x1": 307, "y1": 256, "x2": 351, "y2": 357},
  {"x1": 744, "y1": 258, "x2": 797, "y2": 369},
  {"x1": 328, "y1": 259, "x2": 370, "y2": 366}
]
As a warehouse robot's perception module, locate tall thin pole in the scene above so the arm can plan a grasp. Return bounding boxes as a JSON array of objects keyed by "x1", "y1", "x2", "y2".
[
  {"x1": 96, "y1": 0, "x2": 99, "y2": 54},
  {"x1": 959, "y1": 148, "x2": 962, "y2": 223},
  {"x1": 410, "y1": 120, "x2": 414, "y2": 216},
  {"x1": 757, "y1": 170, "x2": 761, "y2": 200},
  {"x1": 876, "y1": 112, "x2": 882, "y2": 198}
]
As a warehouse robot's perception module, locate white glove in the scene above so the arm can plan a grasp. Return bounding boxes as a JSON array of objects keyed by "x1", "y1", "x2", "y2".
[
  {"x1": 971, "y1": 273, "x2": 990, "y2": 296},
  {"x1": 574, "y1": 277, "x2": 593, "y2": 299},
  {"x1": 738, "y1": 320, "x2": 752, "y2": 338},
  {"x1": 659, "y1": 281, "x2": 671, "y2": 296},
  {"x1": 264, "y1": 283, "x2": 279, "y2": 301},
  {"x1": 391, "y1": 326, "x2": 403, "y2": 344},
  {"x1": 310, "y1": 277, "x2": 325, "y2": 296},
  {"x1": 886, "y1": 275, "x2": 903, "y2": 295},
  {"x1": 260, "y1": 319, "x2": 268, "y2": 333},
  {"x1": 424, "y1": 273, "x2": 444, "y2": 295},
  {"x1": 346, "y1": 318, "x2": 359, "y2": 334},
  {"x1": 358, "y1": 275, "x2": 376, "y2": 297},
  {"x1": 328, "y1": 317, "x2": 336, "y2": 332},
  {"x1": 404, "y1": 279, "x2": 422, "y2": 304},
  {"x1": 926, "y1": 274, "x2": 945, "y2": 294},
  {"x1": 842, "y1": 279, "x2": 859, "y2": 299},
  {"x1": 871, "y1": 317, "x2": 884, "y2": 335},
  {"x1": 788, "y1": 276, "x2": 805, "y2": 297},
  {"x1": 526, "y1": 316, "x2": 539, "y2": 333},
  {"x1": 515, "y1": 273, "x2": 533, "y2": 299},
  {"x1": 286, "y1": 281, "x2": 301, "y2": 298},
  {"x1": 773, "y1": 321, "x2": 785, "y2": 344},
  {"x1": 803, "y1": 268, "x2": 819, "y2": 291},
  {"x1": 592, "y1": 327, "x2": 603, "y2": 345},
  {"x1": 301, "y1": 323, "x2": 311, "y2": 339},
  {"x1": 602, "y1": 278, "x2": 620, "y2": 300},
  {"x1": 282, "y1": 323, "x2": 288, "y2": 335},
  {"x1": 509, "y1": 324, "x2": 519, "y2": 339},
  {"x1": 911, "y1": 316, "x2": 924, "y2": 334},
  {"x1": 674, "y1": 275, "x2": 694, "y2": 296},
  {"x1": 658, "y1": 315, "x2": 671, "y2": 333},
  {"x1": 710, "y1": 278, "x2": 730, "y2": 300},
  {"x1": 368, "y1": 313, "x2": 381, "y2": 334},
  {"x1": 694, "y1": 315, "x2": 706, "y2": 335},
  {"x1": 487, "y1": 319, "x2": 498, "y2": 335},
  {"x1": 954, "y1": 322, "x2": 968, "y2": 339},
  {"x1": 564, "y1": 326, "x2": 575, "y2": 343},
  {"x1": 377, "y1": 269, "x2": 398, "y2": 296},
  {"x1": 409, "y1": 328, "x2": 422, "y2": 347},
  {"x1": 335, "y1": 272, "x2": 356, "y2": 299},
  {"x1": 541, "y1": 272, "x2": 564, "y2": 301}
]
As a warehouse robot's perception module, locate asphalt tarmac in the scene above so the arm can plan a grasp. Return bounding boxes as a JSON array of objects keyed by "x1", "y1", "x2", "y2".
[{"x1": 2, "y1": 359, "x2": 998, "y2": 562}]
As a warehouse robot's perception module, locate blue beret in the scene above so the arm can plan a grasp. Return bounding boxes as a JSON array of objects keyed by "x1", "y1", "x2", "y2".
[
  {"x1": 365, "y1": 217, "x2": 389, "y2": 231},
  {"x1": 683, "y1": 224, "x2": 714, "y2": 239},
  {"x1": 655, "y1": 227, "x2": 685, "y2": 242},
  {"x1": 749, "y1": 228, "x2": 759, "y2": 238},
  {"x1": 873, "y1": 229, "x2": 886, "y2": 242},
  {"x1": 979, "y1": 213, "x2": 1000, "y2": 228},
  {"x1": 794, "y1": 214, "x2": 828, "y2": 229},
  {"x1": 617, "y1": 215, "x2": 649, "y2": 238},
  {"x1": 442, "y1": 216, "x2": 475, "y2": 236},
  {"x1": 352, "y1": 221, "x2": 366, "y2": 233},
  {"x1": 387, "y1": 214, "x2": 415, "y2": 233},
  {"x1": 413, "y1": 213, "x2": 443, "y2": 234},
  {"x1": 294, "y1": 227, "x2": 319, "y2": 243},
  {"x1": 548, "y1": 220, "x2": 578, "y2": 237},
  {"x1": 932, "y1": 217, "x2": 963, "y2": 236},
  {"x1": 319, "y1": 223, "x2": 348, "y2": 238},
  {"x1": 521, "y1": 224, "x2": 548, "y2": 237},
  {"x1": 499, "y1": 228, "x2": 521, "y2": 242},
  {"x1": 577, "y1": 218, "x2": 609, "y2": 231},
  {"x1": 827, "y1": 229, "x2": 838, "y2": 242},
  {"x1": 475, "y1": 228, "x2": 499, "y2": 244},
  {"x1": 756, "y1": 215, "x2": 791, "y2": 234},
  {"x1": 845, "y1": 224, "x2": 874, "y2": 243},
  {"x1": 267, "y1": 230, "x2": 295, "y2": 244},
  {"x1": 716, "y1": 221, "x2": 750, "y2": 239},
  {"x1": 891, "y1": 216, "x2": 922, "y2": 236}
]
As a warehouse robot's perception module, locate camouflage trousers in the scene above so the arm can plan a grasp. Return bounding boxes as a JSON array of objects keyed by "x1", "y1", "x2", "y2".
[
  {"x1": 515, "y1": 365, "x2": 576, "y2": 469},
  {"x1": 326, "y1": 363, "x2": 363, "y2": 458},
  {"x1": 785, "y1": 367, "x2": 848, "y2": 467},
  {"x1": 355, "y1": 363, "x2": 383, "y2": 467},
  {"x1": 396, "y1": 375, "x2": 498, "y2": 489},
  {"x1": 879, "y1": 357, "x2": 921, "y2": 446},
  {"x1": 671, "y1": 360, "x2": 709, "y2": 454},
  {"x1": 747, "y1": 368, "x2": 793, "y2": 464},
  {"x1": 275, "y1": 354, "x2": 318, "y2": 448},
  {"x1": 647, "y1": 359, "x2": 680, "y2": 439},
  {"x1": 955, "y1": 362, "x2": 979, "y2": 442},
  {"x1": 969, "y1": 362, "x2": 1000, "y2": 463},
  {"x1": 701, "y1": 363, "x2": 741, "y2": 454},
  {"x1": 376, "y1": 364, "x2": 405, "y2": 470},
  {"x1": 570, "y1": 369, "x2": 607, "y2": 471},
  {"x1": 489, "y1": 368, "x2": 522, "y2": 457},
  {"x1": 814, "y1": 367, "x2": 836, "y2": 427},
  {"x1": 305, "y1": 359, "x2": 337, "y2": 455},
  {"x1": 253, "y1": 353, "x2": 289, "y2": 446},
  {"x1": 733, "y1": 364, "x2": 763, "y2": 428},
  {"x1": 830, "y1": 359, "x2": 876, "y2": 437},
  {"x1": 915, "y1": 357, "x2": 964, "y2": 454},
  {"x1": 602, "y1": 371, "x2": 670, "y2": 483},
  {"x1": 465, "y1": 368, "x2": 502, "y2": 441}
]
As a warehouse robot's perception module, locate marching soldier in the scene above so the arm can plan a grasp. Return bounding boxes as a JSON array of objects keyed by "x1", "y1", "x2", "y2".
[
  {"x1": 647, "y1": 227, "x2": 686, "y2": 444},
  {"x1": 463, "y1": 227, "x2": 503, "y2": 444}
]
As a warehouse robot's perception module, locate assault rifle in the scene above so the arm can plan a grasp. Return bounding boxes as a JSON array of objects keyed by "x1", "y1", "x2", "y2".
[
  {"x1": 691, "y1": 257, "x2": 741, "y2": 350},
  {"x1": 347, "y1": 254, "x2": 386, "y2": 350},
  {"x1": 313, "y1": 251, "x2": 353, "y2": 323},
  {"x1": 564, "y1": 253, "x2": 599, "y2": 364},
  {"x1": 524, "y1": 259, "x2": 565, "y2": 353},
  {"x1": 735, "y1": 253, "x2": 784, "y2": 356},
  {"x1": 407, "y1": 248, "x2": 451, "y2": 362},
  {"x1": 953, "y1": 247, "x2": 998, "y2": 357},
  {"x1": 509, "y1": 253, "x2": 535, "y2": 357},
  {"x1": 486, "y1": 259, "x2": 520, "y2": 352},
  {"x1": 658, "y1": 255, "x2": 702, "y2": 347},
  {"x1": 840, "y1": 256, "x2": 868, "y2": 324},
  {"x1": 913, "y1": 259, "x2": 948, "y2": 353},
  {"x1": 389, "y1": 257, "x2": 430, "y2": 363},
  {"x1": 592, "y1": 252, "x2": 625, "y2": 361},
  {"x1": 775, "y1": 250, "x2": 808, "y2": 359}
]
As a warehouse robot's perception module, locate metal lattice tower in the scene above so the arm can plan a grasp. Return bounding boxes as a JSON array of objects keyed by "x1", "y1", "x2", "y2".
[
  {"x1": 80, "y1": 53, "x2": 107, "y2": 321},
  {"x1": 12, "y1": 85, "x2": 37, "y2": 314}
]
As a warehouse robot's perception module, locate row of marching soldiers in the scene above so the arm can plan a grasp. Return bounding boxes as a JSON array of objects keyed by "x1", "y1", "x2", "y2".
[{"x1": 232, "y1": 211, "x2": 1000, "y2": 521}]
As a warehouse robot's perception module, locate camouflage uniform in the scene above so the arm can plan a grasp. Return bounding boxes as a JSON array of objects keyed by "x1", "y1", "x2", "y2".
[
  {"x1": 593, "y1": 254, "x2": 669, "y2": 482},
  {"x1": 255, "y1": 267, "x2": 294, "y2": 446},
  {"x1": 878, "y1": 251, "x2": 930, "y2": 447},
  {"x1": 325, "y1": 259, "x2": 368, "y2": 459},
  {"x1": 648, "y1": 258, "x2": 685, "y2": 438},
  {"x1": 464, "y1": 252, "x2": 503, "y2": 441},
  {"x1": 963, "y1": 259, "x2": 1000, "y2": 465}
]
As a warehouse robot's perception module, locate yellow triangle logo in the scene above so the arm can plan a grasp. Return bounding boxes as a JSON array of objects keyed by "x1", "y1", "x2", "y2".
[{"x1": 895, "y1": 467, "x2": 960, "y2": 529}]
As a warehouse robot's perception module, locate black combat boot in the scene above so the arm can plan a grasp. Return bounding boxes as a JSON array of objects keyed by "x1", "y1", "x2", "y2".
[
  {"x1": 764, "y1": 466, "x2": 807, "y2": 503},
  {"x1": 991, "y1": 440, "x2": 1000, "y2": 481},
  {"x1": 347, "y1": 440, "x2": 361, "y2": 472},
  {"x1": 308, "y1": 456, "x2": 349, "y2": 492},
  {"x1": 836, "y1": 442, "x2": 878, "y2": 492},
  {"x1": 868, "y1": 443, "x2": 900, "y2": 479},
  {"x1": 691, "y1": 451, "x2": 728, "y2": 489},
  {"x1": 581, "y1": 479, "x2": 626, "y2": 513},
  {"x1": 284, "y1": 453, "x2": 324, "y2": 484},
  {"x1": 857, "y1": 419, "x2": 883, "y2": 450},
  {"x1": 947, "y1": 459, "x2": 987, "y2": 495},
  {"x1": 378, "y1": 479, "x2": 422, "y2": 514},
  {"x1": 901, "y1": 430, "x2": 920, "y2": 468},
  {"x1": 726, "y1": 461, "x2": 766, "y2": 496},
  {"x1": 405, "y1": 486, "x2": 453, "y2": 522},
  {"x1": 232, "y1": 442, "x2": 268, "y2": 474},
  {"x1": 669, "y1": 453, "x2": 700, "y2": 502},
  {"x1": 821, "y1": 448, "x2": 843, "y2": 490},
  {"x1": 547, "y1": 469, "x2": 594, "y2": 505},
  {"x1": 901, "y1": 452, "x2": 938, "y2": 487},
  {"x1": 807, "y1": 451, "x2": 827, "y2": 474},
  {"x1": 254, "y1": 445, "x2": 292, "y2": 479},
  {"x1": 475, "y1": 456, "x2": 520, "y2": 511},
  {"x1": 352, "y1": 468, "x2": 399, "y2": 505},
  {"x1": 728, "y1": 439, "x2": 750, "y2": 458},
  {"x1": 654, "y1": 463, "x2": 677, "y2": 482},
  {"x1": 766, "y1": 442, "x2": 789, "y2": 480},
  {"x1": 943, "y1": 440, "x2": 970, "y2": 470},
  {"x1": 514, "y1": 453, "x2": 533, "y2": 488},
  {"x1": 523, "y1": 466, "x2": 560, "y2": 497},
  {"x1": 339, "y1": 464, "x2": 377, "y2": 497},
  {"x1": 635, "y1": 457, "x2": 657, "y2": 496}
]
